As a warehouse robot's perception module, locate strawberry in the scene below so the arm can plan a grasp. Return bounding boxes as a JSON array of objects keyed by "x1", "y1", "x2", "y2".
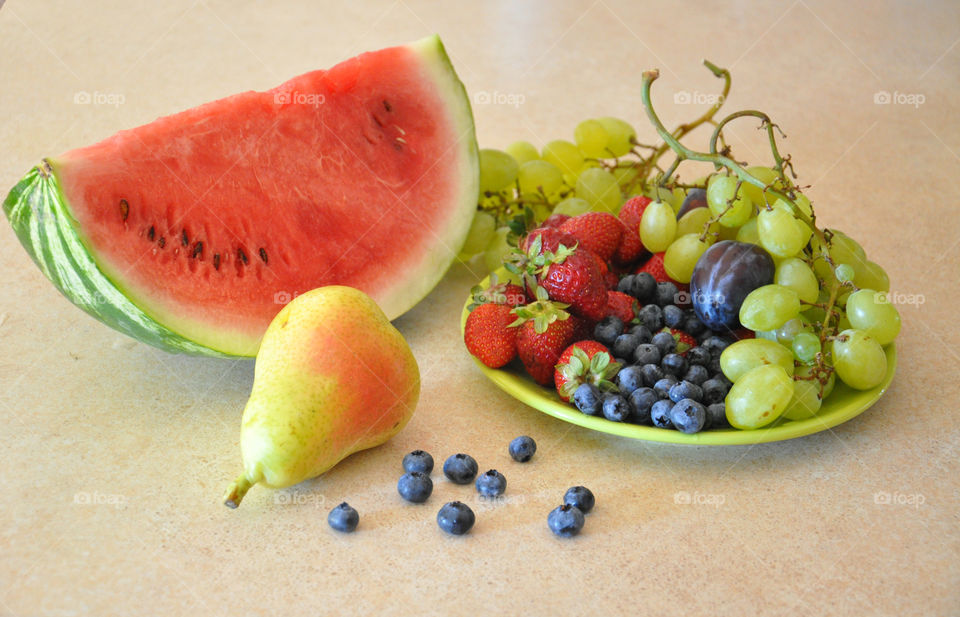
[
  {"x1": 467, "y1": 273, "x2": 527, "y2": 310},
  {"x1": 605, "y1": 271, "x2": 619, "y2": 290},
  {"x1": 538, "y1": 247, "x2": 608, "y2": 321},
  {"x1": 542, "y1": 213, "x2": 570, "y2": 229},
  {"x1": 512, "y1": 290, "x2": 577, "y2": 385},
  {"x1": 554, "y1": 341, "x2": 621, "y2": 402},
  {"x1": 558, "y1": 212, "x2": 623, "y2": 262},
  {"x1": 606, "y1": 291, "x2": 638, "y2": 323},
  {"x1": 636, "y1": 251, "x2": 669, "y2": 282},
  {"x1": 521, "y1": 227, "x2": 578, "y2": 254},
  {"x1": 464, "y1": 303, "x2": 518, "y2": 368},
  {"x1": 664, "y1": 327, "x2": 697, "y2": 355},
  {"x1": 618, "y1": 195, "x2": 652, "y2": 237},
  {"x1": 612, "y1": 219, "x2": 645, "y2": 266}
]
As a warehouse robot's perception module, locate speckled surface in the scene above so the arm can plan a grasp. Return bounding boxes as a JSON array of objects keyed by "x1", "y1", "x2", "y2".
[{"x1": 0, "y1": 1, "x2": 957, "y2": 615}]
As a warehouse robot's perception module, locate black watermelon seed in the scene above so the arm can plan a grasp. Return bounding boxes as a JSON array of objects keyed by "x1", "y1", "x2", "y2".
[
  {"x1": 258, "y1": 248, "x2": 268, "y2": 264},
  {"x1": 181, "y1": 230, "x2": 189, "y2": 247},
  {"x1": 158, "y1": 237, "x2": 166, "y2": 249},
  {"x1": 147, "y1": 226, "x2": 155, "y2": 241},
  {"x1": 119, "y1": 199, "x2": 129, "y2": 222},
  {"x1": 237, "y1": 248, "x2": 248, "y2": 265},
  {"x1": 383, "y1": 99, "x2": 392, "y2": 112},
  {"x1": 192, "y1": 242, "x2": 203, "y2": 258},
  {"x1": 213, "y1": 253, "x2": 221, "y2": 270}
]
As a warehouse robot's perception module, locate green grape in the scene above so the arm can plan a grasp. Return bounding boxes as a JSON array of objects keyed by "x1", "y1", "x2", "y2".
[
  {"x1": 663, "y1": 233, "x2": 712, "y2": 284},
  {"x1": 781, "y1": 377, "x2": 822, "y2": 420},
  {"x1": 644, "y1": 186, "x2": 686, "y2": 213},
  {"x1": 832, "y1": 328, "x2": 887, "y2": 390},
  {"x1": 856, "y1": 260, "x2": 890, "y2": 291},
  {"x1": 792, "y1": 193, "x2": 813, "y2": 219},
  {"x1": 459, "y1": 211, "x2": 496, "y2": 257},
  {"x1": 553, "y1": 197, "x2": 591, "y2": 217},
  {"x1": 530, "y1": 202, "x2": 552, "y2": 223},
  {"x1": 720, "y1": 338, "x2": 795, "y2": 382},
  {"x1": 735, "y1": 216, "x2": 760, "y2": 245},
  {"x1": 573, "y1": 119, "x2": 610, "y2": 158},
  {"x1": 758, "y1": 202, "x2": 809, "y2": 258},
  {"x1": 835, "y1": 263, "x2": 855, "y2": 283},
  {"x1": 845, "y1": 289, "x2": 901, "y2": 345},
  {"x1": 483, "y1": 226, "x2": 512, "y2": 272},
  {"x1": 706, "y1": 174, "x2": 753, "y2": 227},
  {"x1": 677, "y1": 207, "x2": 718, "y2": 238},
  {"x1": 505, "y1": 140, "x2": 540, "y2": 165},
  {"x1": 575, "y1": 167, "x2": 622, "y2": 213},
  {"x1": 596, "y1": 117, "x2": 636, "y2": 157},
  {"x1": 611, "y1": 165, "x2": 641, "y2": 190},
  {"x1": 542, "y1": 140, "x2": 585, "y2": 176},
  {"x1": 776, "y1": 317, "x2": 806, "y2": 343},
  {"x1": 739, "y1": 284, "x2": 801, "y2": 331},
  {"x1": 639, "y1": 201, "x2": 677, "y2": 252},
  {"x1": 518, "y1": 160, "x2": 563, "y2": 196},
  {"x1": 478, "y1": 149, "x2": 519, "y2": 194},
  {"x1": 791, "y1": 332, "x2": 821, "y2": 363},
  {"x1": 836, "y1": 309, "x2": 852, "y2": 332},
  {"x1": 725, "y1": 364, "x2": 795, "y2": 429},
  {"x1": 741, "y1": 166, "x2": 780, "y2": 207},
  {"x1": 775, "y1": 258, "x2": 819, "y2": 305},
  {"x1": 754, "y1": 329, "x2": 779, "y2": 342}
]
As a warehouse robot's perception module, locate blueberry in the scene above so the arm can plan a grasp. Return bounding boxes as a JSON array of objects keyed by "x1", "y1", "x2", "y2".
[
  {"x1": 632, "y1": 272, "x2": 657, "y2": 303},
  {"x1": 661, "y1": 352, "x2": 687, "y2": 377},
  {"x1": 573, "y1": 382, "x2": 603, "y2": 415},
  {"x1": 563, "y1": 486, "x2": 596, "y2": 513},
  {"x1": 701, "y1": 378, "x2": 728, "y2": 404},
  {"x1": 327, "y1": 502, "x2": 359, "y2": 532},
  {"x1": 701, "y1": 336, "x2": 732, "y2": 357},
  {"x1": 706, "y1": 402, "x2": 728, "y2": 428},
  {"x1": 637, "y1": 304, "x2": 664, "y2": 331},
  {"x1": 602, "y1": 393, "x2": 631, "y2": 422},
  {"x1": 683, "y1": 312, "x2": 707, "y2": 336},
  {"x1": 708, "y1": 354, "x2": 723, "y2": 376},
  {"x1": 616, "y1": 274, "x2": 636, "y2": 295},
  {"x1": 683, "y1": 364, "x2": 709, "y2": 386},
  {"x1": 669, "y1": 380, "x2": 703, "y2": 403},
  {"x1": 714, "y1": 372, "x2": 734, "y2": 389},
  {"x1": 593, "y1": 316, "x2": 624, "y2": 346},
  {"x1": 475, "y1": 469, "x2": 507, "y2": 497},
  {"x1": 640, "y1": 363, "x2": 665, "y2": 387},
  {"x1": 653, "y1": 376, "x2": 678, "y2": 398},
  {"x1": 628, "y1": 324, "x2": 653, "y2": 343},
  {"x1": 663, "y1": 304, "x2": 684, "y2": 329},
  {"x1": 685, "y1": 346, "x2": 712, "y2": 367},
  {"x1": 651, "y1": 399, "x2": 674, "y2": 427},
  {"x1": 615, "y1": 365, "x2": 645, "y2": 395},
  {"x1": 628, "y1": 387, "x2": 659, "y2": 422},
  {"x1": 443, "y1": 453, "x2": 478, "y2": 484},
  {"x1": 398, "y1": 471, "x2": 433, "y2": 503},
  {"x1": 634, "y1": 343, "x2": 661, "y2": 366},
  {"x1": 402, "y1": 450, "x2": 434, "y2": 474},
  {"x1": 437, "y1": 501, "x2": 475, "y2": 535},
  {"x1": 548, "y1": 504, "x2": 585, "y2": 537},
  {"x1": 656, "y1": 281, "x2": 679, "y2": 307},
  {"x1": 508, "y1": 436, "x2": 537, "y2": 462},
  {"x1": 670, "y1": 399, "x2": 707, "y2": 433},
  {"x1": 651, "y1": 331, "x2": 677, "y2": 356},
  {"x1": 612, "y1": 333, "x2": 641, "y2": 359}
]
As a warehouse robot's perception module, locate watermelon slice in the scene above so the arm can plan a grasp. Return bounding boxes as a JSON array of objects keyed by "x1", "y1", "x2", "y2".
[{"x1": 3, "y1": 35, "x2": 478, "y2": 357}]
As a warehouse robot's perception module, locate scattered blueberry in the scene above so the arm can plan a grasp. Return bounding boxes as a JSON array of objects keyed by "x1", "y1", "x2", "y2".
[
  {"x1": 573, "y1": 383, "x2": 603, "y2": 416},
  {"x1": 653, "y1": 376, "x2": 678, "y2": 398},
  {"x1": 669, "y1": 380, "x2": 703, "y2": 403},
  {"x1": 593, "y1": 316, "x2": 624, "y2": 346},
  {"x1": 615, "y1": 365, "x2": 645, "y2": 395},
  {"x1": 476, "y1": 469, "x2": 507, "y2": 497},
  {"x1": 701, "y1": 378, "x2": 728, "y2": 404},
  {"x1": 508, "y1": 436, "x2": 537, "y2": 462},
  {"x1": 651, "y1": 399, "x2": 674, "y2": 427},
  {"x1": 437, "y1": 501, "x2": 475, "y2": 535},
  {"x1": 602, "y1": 393, "x2": 631, "y2": 422},
  {"x1": 670, "y1": 399, "x2": 707, "y2": 433},
  {"x1": 656, "y1": 281, "x2": 679, "y2": 307},
  {"x1": 443, "y1": 453, "x2": 478, "y2": 484},
  {"x1": 663, "y1": 304, "x2": 684, "y2": 328},
  {"x1": 683, "y1": 364, "x2": 710, "y2": 386},
  {"x1": 640, "y1": 363, "x2": 665, "y2": 387},
  {"x1": 563, "y1": 486, "x2": 595, "y2": 513},
  {"x1": 661, "y1": 352, "x2": 687, "y2": 377},
  {"x1": 706, "y1": 402, "x2": 728, "y2": 428},
  {"x1": 638, "y1": 304, "x2": 664, "y2": 331},
  {"x1": 613, "y1": 332, "x2": 641, "y2": 359},
  {"x1": 632, "y1": 272, "x2": 657, "y2": 303},
  {"x1": 327, "y1": 502, "x2": 359, "y2": 532},
  {"x1": 634, "y1": 343, "x2": 661, "y2": 366},
  {"x1": 548, "y1": 504, "x2": 585, "y2": 537},
  {"x1": 628, "y1": 387, "x2": 659, "y2": 422},
  {"x1": 402, "y1": 450, "x2": 434, "y2": 474},
  {"x1": 398, "y1": 471, "x2": 433, "y2": 503},
  {"x1": 685, "y1": 346, "x2": 712, "y2": 367}
]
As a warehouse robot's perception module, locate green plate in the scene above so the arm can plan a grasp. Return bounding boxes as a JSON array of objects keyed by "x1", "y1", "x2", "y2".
[{"x1": 460, "y1": 274, "x2": 896, "y2": 445}]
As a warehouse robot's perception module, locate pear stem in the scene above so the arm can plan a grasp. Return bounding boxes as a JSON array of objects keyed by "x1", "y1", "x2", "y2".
[{"x1": 223, "y1": 474, "x2": 256, "y2": 509}]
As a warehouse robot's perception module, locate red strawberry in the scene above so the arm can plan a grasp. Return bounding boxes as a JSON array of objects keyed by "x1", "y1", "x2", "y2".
[
  {"x1": 542, "y1": 213, "x2": 571, "y2": 229},
  {"x1": 554, "y1": 341, "x2": 620, "y2": 402},
  {"x1": 558, "y1": 212, "x2": 623, "y2": 262},
  {"x1": 618, "y1": 195, "x2": 652, "y2": 236},
  {"x1": 613, "y1": 219, "x2": 645, "y2": 266},
  {"x1": 606, "y1": 291, "x2": 637, "y2": 323},
  {"x1": 513, "y1": 295, "x2": 578, "y2": 386},
  {"x1": 521, "y1": 227, "x2": 578, "y2": 254},
  {"x1": 664, "y1": 327, "x2": 698, "y2": 355},
  {"x1": 468, "y1": 273, "x2": 527, "y2": 309},
  {"x1": 539, "y1": 248, "x2": 608, "y2": 321},
  {"x1": 636, "y1": 251, "x2": 669, "y2": 282},
  {"x1": 464, "y1": 303, "x2": 518, "y2": 368},
  {"x1": 605, "y1": 271, "x2": 619, "y2": 290}
]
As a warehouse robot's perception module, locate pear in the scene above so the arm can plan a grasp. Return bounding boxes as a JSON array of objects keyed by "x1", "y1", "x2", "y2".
[{"x1": 223, "y1": 286, "x2": 420, "y2": 508}]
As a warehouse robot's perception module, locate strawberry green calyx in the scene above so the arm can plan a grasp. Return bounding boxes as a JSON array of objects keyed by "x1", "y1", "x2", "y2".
[
  {"x1": 509, "y1": 286, "x2": 570, "y2": 334},
  {"x1": 557, "y1": 348, "x2": 622, "y2": 400}
]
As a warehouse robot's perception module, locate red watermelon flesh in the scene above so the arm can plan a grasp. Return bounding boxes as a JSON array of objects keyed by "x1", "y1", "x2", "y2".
[{"x1": 33, "y1": 36, "x2": 477, "y2": 356}]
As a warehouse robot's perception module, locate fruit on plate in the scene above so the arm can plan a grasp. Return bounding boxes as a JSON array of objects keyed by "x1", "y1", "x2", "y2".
[
  {"x1": 3, "y1": 36, "x2": 478, "y2": 356},
  {"x1": 223, "y1": 286, "x2": 419, "y2": 508}
]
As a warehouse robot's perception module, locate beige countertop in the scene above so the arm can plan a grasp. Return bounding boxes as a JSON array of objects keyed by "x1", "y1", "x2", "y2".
[{"x1": 1, "y1": 1, "x2": 957, "y2": 615}]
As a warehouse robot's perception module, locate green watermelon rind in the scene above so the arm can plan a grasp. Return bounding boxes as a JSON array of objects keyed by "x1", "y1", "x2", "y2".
[{"x1": 2, "y1": 163, "x2": 232, "y2": 357}]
